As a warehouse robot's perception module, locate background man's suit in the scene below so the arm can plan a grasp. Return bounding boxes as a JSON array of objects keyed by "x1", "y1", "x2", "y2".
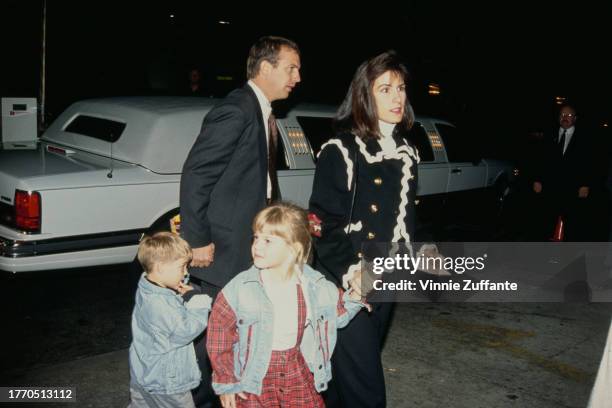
[{"x1": 538, "y1": 126, "x2": 596, "y2": 241}]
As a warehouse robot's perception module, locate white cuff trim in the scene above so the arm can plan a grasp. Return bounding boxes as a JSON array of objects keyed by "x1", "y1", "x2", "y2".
[
  {"x1": 344, "y1": 221, "x2": 363, "y2": 234},
  {"x1": 342, "y1": 261, "x2": 361, "y2": 290}
]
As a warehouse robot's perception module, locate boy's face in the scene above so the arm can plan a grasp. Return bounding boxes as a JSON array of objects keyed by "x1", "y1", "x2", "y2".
[
  {"x1": 154, "y1": 258, "x2": 189, "y2": 290},
  {"x1": 251, "y1": 226, "x2": 296, "y2": 271}
]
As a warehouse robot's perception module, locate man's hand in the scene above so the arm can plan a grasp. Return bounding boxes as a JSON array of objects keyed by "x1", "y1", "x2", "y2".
[
  {"x1": 220, "y1": 392, "x2": 247, "y2": 408},
  {"x1": 578, "y1": 186, "x2": 589, "y2": 198},
  {"x1": 191, "y1": 243, "x2": 215, "y2": 268},
  {"x1": 533, "y1": 181, "x2": 542, "y2": 194}
]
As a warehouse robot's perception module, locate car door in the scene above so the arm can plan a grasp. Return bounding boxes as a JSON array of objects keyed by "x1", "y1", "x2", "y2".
[
  {"x1": 274, "y1": 115, "x2": 326, "y2": 208},
  {"x1": 434, "y1": 122, "x2": 487, "y2": 193},
  {"x1": 409, "y1": 120, "x2": 449, "y2": 197}
]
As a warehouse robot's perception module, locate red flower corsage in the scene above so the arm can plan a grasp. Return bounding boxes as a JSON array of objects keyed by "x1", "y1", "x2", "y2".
[{"x1": 308, "y1": 213, "x2": 322, "y2": 237}]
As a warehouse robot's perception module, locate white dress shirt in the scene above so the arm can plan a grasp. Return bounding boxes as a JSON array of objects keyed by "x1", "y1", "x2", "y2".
[
  {"x1": 559, "y1": 126, "x2": 575, "y2": 155},
  {"x1": 248, "y1": 80, "x2": 273, "y2": 198}
]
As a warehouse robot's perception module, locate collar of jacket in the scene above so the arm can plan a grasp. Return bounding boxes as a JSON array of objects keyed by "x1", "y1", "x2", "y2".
[
  {"x1": 350, "y1": 129, "x2": 409, "y2": 157},
  {"x1": 239, "y1": 264, "x2": 325, "y2": 285},
  {"x1": 137, "y1": 273, "x2": 180, "y2": 297},
  {"x1": 238, "y1": 264, "x2": 323, "y2": 330}
]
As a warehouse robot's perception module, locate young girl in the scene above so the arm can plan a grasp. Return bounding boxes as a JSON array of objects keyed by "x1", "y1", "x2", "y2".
[{"x1": 206, "y1": 202, "x2": 367, "y2": 408}]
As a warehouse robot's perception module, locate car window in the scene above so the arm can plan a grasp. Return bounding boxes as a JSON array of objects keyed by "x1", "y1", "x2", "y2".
[
  {"x1": 407, "y1": 122, "x2": 434, "y2": 162},
  {"x1": 296, "y1": 116, "x2": 334, "y2": 160},
  {"x1": 64, "y1": 115, "x2": 126, "y2": 143},
  {"x1": 435, "y1": 123, "x2": 480, "y2": 163}
]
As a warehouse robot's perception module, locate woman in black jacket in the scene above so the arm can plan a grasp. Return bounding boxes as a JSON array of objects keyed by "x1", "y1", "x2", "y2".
[{"x1": 309, "y1": 51, "x2": 419, "y2": 407}]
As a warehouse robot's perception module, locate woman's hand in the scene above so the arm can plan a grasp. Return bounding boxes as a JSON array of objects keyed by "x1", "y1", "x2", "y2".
[
  {"x1": 348, "y1": 269, "x2": 364, "y2": 298},
  {"x1": 349, "y1": 270, "x2": 373, "y2": 311}
]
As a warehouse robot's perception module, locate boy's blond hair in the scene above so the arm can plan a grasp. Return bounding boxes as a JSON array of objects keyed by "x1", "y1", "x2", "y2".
[
  {"x1": 137, "y1": 232, "x2": 192, "y2": 273},
  {"x1": 252, "y1": 202, "x2": 312, "y2": 267}
]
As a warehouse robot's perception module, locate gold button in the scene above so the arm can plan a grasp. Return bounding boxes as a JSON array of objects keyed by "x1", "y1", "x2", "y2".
[
  {"x1": 367, "y1": 232, "x2": 375, "y2": 240},
  {"x1": 374, "y1": 177, "x2": 383, "y2": 186},
  {"x1": 370, "y1": 204, "x2": 378, "y2": 213}
]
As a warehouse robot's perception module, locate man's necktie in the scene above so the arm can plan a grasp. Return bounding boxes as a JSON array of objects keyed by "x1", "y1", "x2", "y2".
[
  {"x1": 559, "y1": 129, "x2": 566, "y2": 155},
  {"x1": 267, "y1": 113, "x2": 280, "y2": 201}
]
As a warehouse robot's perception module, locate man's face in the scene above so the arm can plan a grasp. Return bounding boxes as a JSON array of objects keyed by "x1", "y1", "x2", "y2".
[
  {"x1": 373, "y1": 70, "x2": 407, "y2": 125},
  {"x1": 559, "y1": 106, "x2": 577, "y2": 129},
  {"x1": 261, "y1": 46, "x2": 301, "y2": 101}
]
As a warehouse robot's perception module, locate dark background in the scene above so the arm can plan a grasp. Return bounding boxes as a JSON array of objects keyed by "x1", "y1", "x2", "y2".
[
  {"x1": 1, "y1": 1, "x2": 612, "y2": 386},
  {"x1": 2, "y1": 1, "x2": 611, "y2": 159}
]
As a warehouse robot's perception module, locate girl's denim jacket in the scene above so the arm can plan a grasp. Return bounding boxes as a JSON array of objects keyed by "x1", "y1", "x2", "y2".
[
  {"x1": 207, "y1": 264, "x2": 365, "y2": 396},
  {"x1": 129, "y1": 274, "x2": 211, "y2": 394}
]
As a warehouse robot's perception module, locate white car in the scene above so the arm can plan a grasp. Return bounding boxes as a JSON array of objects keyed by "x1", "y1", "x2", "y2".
[{"x1": 0, "y1": 97, "x2": 515, "y2": 272}]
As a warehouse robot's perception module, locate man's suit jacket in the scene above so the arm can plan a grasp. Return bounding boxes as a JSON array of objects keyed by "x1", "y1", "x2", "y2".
[
  {"x1": 180, "y1": 85, "x2": 268, "y2": 287},
  {"x1": 542, "y1": 127, "x2": 594, "y2": 200}
]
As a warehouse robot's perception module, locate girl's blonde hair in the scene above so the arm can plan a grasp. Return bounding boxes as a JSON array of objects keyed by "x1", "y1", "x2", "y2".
[
  {"x1": 137, "y1": 231, "x2": 192, "y2": 273},
  {"x1": 252, "y1": 202, "x2": 312, "y2": 267}
]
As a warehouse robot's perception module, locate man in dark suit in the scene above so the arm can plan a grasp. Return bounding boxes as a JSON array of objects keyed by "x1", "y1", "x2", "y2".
[
  {"x1": 179, "y1": 36, "x2": 301, "y2": 407},
  {"x1": 533, "y1": 104, "x2": 596, "y2": 241}
]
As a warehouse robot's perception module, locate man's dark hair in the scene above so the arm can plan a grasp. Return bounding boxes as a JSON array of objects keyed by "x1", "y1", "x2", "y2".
[
  {"x1": 246, "y1": 36, "x2": 300, "y2": 79},
  {"x1": 335, "y1": 51, "x2": 413, "y2": 141}
]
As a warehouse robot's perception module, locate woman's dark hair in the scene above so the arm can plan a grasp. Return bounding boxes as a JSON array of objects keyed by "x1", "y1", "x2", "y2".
[{"x1": 335, "y1": 51, "x2": 413, "y2": 140}]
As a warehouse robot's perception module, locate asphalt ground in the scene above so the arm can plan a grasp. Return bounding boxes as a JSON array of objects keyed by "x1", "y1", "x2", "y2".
[{"x1": 2, "y1": 260, "x2": 612, "y2": 407}]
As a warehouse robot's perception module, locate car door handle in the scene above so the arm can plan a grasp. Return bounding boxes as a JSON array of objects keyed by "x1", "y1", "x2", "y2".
[{"x1": 451, "y1": 168, "x2": 462, "y2": 174}]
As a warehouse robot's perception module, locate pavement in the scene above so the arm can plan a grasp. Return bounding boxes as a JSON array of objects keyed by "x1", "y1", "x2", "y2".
[{"x1": 5, "y1": 302, "x2": 612, "y2": 408}]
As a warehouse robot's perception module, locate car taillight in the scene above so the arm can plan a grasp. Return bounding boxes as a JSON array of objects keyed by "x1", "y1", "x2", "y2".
[{"x1": 14, "y1": 190, "x2": 41, "y2": 233}]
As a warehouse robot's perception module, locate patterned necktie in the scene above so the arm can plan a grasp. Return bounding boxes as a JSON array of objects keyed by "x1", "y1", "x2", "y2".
[
  {"x1": 559, "y1": 129, "x2": 566, "y2": 155},
  {"x1": 267, "y1": 113, "x2": 280, "y2": 201}
]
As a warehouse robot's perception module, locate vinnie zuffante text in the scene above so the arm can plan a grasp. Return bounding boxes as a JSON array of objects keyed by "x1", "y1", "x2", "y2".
[{"x1": 368, "y1": 253, "x2": 518, "y2": 292}]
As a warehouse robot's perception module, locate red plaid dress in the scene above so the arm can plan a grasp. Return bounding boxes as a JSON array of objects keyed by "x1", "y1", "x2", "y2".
[
  {"x1": 208, "y1": 283, "x2": 325, "y2": 408},
  {"x1": 240, "y1": 284, "x2": 323, "y2": 408}
]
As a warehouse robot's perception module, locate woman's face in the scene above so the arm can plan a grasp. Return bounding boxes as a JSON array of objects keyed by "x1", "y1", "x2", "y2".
[{"x1": 372, "y1": 70, "x2": 406, "y2": 124}]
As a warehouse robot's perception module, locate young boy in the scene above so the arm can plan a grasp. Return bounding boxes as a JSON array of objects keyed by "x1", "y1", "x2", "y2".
[{"x1": 128, "y1": 232, "x2": 212, "y2": 408}]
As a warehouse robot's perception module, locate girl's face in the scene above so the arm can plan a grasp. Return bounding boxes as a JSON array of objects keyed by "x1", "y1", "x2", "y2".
[
  {"x1": 372, "y1": 70, "x2": 407, "y2": 124},
  {"x1": 252, "y1": 225, "x2": 297, "y2": 273}
]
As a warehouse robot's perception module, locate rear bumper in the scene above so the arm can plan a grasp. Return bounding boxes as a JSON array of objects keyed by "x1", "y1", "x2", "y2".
[
  {"x1": 0, "y1": 245, "x2": 139, "y2": 273},
  {"x1": 0, "y1": 229, "x2": 143, "y2": 272}
]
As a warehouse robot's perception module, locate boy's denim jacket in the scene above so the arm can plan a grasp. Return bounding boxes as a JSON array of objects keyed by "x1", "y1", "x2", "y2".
[
  {"x1": 129, "y1": 273, "x2": 211, "y2": 394},
  {"x1": 207, "y1": 264, "x2": 365, "y2": 396}
]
